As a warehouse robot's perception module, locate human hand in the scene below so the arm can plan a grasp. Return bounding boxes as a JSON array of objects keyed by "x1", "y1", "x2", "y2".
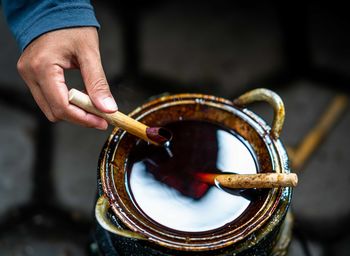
[{"x1": 17, "y1": 27, "x2": 117, "y2": 130}]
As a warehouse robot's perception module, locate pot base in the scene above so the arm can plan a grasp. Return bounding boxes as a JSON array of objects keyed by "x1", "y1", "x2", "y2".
[{"x1": 90, "y1": 210, "x2": 293, "y2": 256}]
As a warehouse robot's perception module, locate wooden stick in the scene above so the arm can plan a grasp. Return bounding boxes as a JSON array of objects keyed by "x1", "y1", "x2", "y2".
[
  {"x1": 198, "y1": 173, "x2": 298, "y2": 189},
  {"x1": 290, "y1": 94, "x2": 348, "y2": 171},
  {"x1": 68, "y1": 89, "x2": 171, "y2": 145}
]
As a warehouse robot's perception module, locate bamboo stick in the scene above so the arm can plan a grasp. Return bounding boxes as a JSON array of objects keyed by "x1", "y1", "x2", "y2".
[
  {"x1": 291, "y1": 94, "x2": 348, "y2": 170},
  {"x1": 198, "y1": 173, "x2": 298, "y2": 189},
  {"x1": 68, "y1": 89, "x2": 171, "y2": 145}
]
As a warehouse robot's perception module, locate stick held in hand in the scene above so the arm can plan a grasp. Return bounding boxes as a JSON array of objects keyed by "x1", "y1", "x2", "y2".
[{"x1": 68, "y1": 89, "x2": 172, "y2": 146}]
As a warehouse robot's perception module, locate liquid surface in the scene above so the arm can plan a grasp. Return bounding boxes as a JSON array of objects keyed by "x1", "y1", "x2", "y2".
[{"x1": 127, "y1": 120, "x2": 258, "y2": 232}]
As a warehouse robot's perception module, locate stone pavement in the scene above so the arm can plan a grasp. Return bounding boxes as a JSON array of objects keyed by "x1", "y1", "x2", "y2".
[{"x1": 1, "y1": 1, "x2": 350, "y2": 255}]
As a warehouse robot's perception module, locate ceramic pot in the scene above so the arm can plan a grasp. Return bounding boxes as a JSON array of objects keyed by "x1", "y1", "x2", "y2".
[{"x1": 94, "y1": 88, "x2": 293, "y2": 256}]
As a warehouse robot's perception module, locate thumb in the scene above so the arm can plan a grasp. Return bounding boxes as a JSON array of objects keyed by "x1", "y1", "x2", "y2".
[{"x1": 79, "y1": 53, "x2": 117, "y2": 113}]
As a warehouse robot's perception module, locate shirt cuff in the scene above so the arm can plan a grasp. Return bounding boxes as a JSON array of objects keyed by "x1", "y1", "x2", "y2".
[{"x1": 16, "y1": 3, "x2": 100, "y2": 51}]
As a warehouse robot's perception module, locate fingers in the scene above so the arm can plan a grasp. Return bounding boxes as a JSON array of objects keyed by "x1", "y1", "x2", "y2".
[
  {"x1": 38, "y1": 64, "x2": 109, "y2": 129},
  {"x1": 62, "y1": 104, "x2": 109, "y2": 130},
  {"x1": 77, "y1": 45, "x2": 118, "y2": 113},
  {"x1": 18, "y1": 56, "x2": 108, "y2": 129},
  {"x1": 26, "y1": 81, "x2": 57, "y2": 122},
  {"x1": 17, "y1": 57, "x2": 56, "y2": 121}
]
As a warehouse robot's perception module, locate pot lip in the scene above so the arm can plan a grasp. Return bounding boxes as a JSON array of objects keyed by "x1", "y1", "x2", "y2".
[
  {"x1": 127, "y1": 93, "x2": 234, "y2": 119},
  {"x1": 99, "y1": 93, "x2": 292, "y2": 251}
]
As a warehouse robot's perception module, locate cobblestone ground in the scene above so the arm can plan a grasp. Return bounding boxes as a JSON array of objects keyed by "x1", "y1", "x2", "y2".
[{"x1": 1, "y1": 1, "x2": 349, "y2": 255}]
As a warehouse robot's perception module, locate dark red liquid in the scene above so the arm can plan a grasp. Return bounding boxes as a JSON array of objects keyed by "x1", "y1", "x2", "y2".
[{"x1": 126, "y1": 120, "x2": 259, "y2": 232}]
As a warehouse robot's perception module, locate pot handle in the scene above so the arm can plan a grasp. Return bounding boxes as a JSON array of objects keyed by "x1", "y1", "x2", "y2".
[
  {"x1": 95, "y1": 195, "x2": 147, "y2": 240},
  {"x1": 233, "y1": 88, "x2": 285, "y2": 139}
]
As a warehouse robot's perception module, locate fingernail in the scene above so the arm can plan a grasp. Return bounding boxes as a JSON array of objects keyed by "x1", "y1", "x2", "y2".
[{"x1": 103, "y1": 97, "x2": 118, "y2": 111}]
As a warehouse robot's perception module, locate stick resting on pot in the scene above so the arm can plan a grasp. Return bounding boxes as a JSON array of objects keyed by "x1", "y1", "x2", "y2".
[
  {"x1": 197, "y1": 173, "x2": 298, "y2": 189},
  {"x1": 68, "y1": 89, "x2": 172, "y2": 146}
]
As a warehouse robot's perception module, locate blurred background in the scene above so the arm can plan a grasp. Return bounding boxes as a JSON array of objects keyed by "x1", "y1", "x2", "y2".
[{"x1": 0, "y1": 1, "x2": 350, "y2": 255}]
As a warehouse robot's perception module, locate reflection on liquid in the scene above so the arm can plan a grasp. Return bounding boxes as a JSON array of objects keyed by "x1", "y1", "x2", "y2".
[{"x1": 127, "y1": 121, "x2": 258, "y2": 232}]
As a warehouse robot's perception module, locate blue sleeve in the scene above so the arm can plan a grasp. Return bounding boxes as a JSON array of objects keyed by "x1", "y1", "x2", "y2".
[{"x1": 1, "y1": 0, "x2": 100, "y2": 52}]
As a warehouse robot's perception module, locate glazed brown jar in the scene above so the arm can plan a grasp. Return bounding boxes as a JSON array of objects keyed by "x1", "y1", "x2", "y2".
[{"x1": 94, "y1": 88, "x2": 293, "y2": 256}]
